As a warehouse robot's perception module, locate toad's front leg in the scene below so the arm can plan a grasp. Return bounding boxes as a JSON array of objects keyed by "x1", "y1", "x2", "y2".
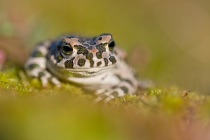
[{"x1": 24, "y1": 41, "x2": 61, "y2": 87}]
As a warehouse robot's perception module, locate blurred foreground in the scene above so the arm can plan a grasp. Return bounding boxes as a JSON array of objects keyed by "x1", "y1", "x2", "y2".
[{"x1": 0, "y1": 69, "x2": 210, "y2": 140}]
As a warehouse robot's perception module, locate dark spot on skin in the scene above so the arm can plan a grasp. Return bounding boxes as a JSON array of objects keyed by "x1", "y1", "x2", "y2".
[
  {"x1": 109, "y1": 56, "x2": 116, "y2": 64},
  {"x1": 65, "y1": 60, "x2": 73, "y2": 68},
  {"x1": 108, "y1": 40, "x2": 115, "y2": 51},
  {"x1": 112, "y1": 91, "x2": 119, "y2": 97},
  {"x1": 78, "y1": 59, "x2": 86, "y2": 66},
  {"x1": 96, "y1": 52, "x2": 102, "y2": 59},
  {"x1": 56, "y1": 55, "x2": 63, "y2": 62},
  {"x1": 27, "y1": 64, "x2": 39, "y2": 70},
  {"x1": 75, "y1": 45, "x2": 88, "y2": 55},
  {"x1": 115, "y1": 74, "x2": 134, "y2": 87},
  {"x1": 96, "y1": 43, "x2": 106, "y2": 52},
  {"x1": 32, "y1": 51, "x2": 44, "y2": 57},
  {"x1": 97, "y1": 61, "x2": 102, "y2": 67},
  {"x1": 73, "y1": 45, "x2": 80, "y2": 49},
  {"x1": 38, "y1": 72, "x2": 45, "y2": 77},
  {"x1": 64, "y1": 57, "x2": 75, "y2": 68},
  {"x1": 103, "y1": 58, "x2": 108, "y2": 66},
  {"x1": 116, "y1": 74, "x2": 122, "y2": 81},
  {"x1": 90, "y1": 60, "x2": 94, "y2": 67},
  {"x1": 124, "y1": 79, "x2": 134, "y2": 86},
  {"x1": 120, "y1": 86, "x2": 129, "y2": 93},
  {"x1": 86, "y1": 53, "x2": 93, "y2": 60}
]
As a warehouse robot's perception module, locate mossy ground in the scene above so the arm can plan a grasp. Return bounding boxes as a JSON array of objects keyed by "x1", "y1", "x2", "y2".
[{"x1": 0, "y1": 64, "x2": 210, "y2": 140}]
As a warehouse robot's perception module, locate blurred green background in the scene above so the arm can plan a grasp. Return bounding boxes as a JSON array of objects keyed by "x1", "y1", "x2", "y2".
[{"x1": 1, "y1": 0, "x2": 210, "y2": 94}]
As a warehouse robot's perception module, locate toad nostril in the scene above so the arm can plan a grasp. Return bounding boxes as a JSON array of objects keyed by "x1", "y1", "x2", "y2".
[{"x1": 98, "y1": 37, "x2": 102, "y2": 40}]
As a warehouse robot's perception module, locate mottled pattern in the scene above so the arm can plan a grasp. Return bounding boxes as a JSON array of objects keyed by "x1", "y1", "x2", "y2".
[{"x1": 25, "y1": 33, "x2": 151, "y2": 102}]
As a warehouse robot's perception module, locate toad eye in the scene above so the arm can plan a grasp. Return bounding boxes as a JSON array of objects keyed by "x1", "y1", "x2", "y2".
[
  {"x1": 97, "y1": 36, "x2": 102, "y2": 40},
  {"x1": 62, "y1": 45, "x2": 73, "y2": 55},
  {"x1": 108, "y1": 40, "x2": 115, "y2": 51}
]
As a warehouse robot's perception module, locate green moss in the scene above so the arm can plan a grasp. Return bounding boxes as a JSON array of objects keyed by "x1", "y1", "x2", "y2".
[{"x1": 0, "y1": 66, "x2": 208, "y2": 107}]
